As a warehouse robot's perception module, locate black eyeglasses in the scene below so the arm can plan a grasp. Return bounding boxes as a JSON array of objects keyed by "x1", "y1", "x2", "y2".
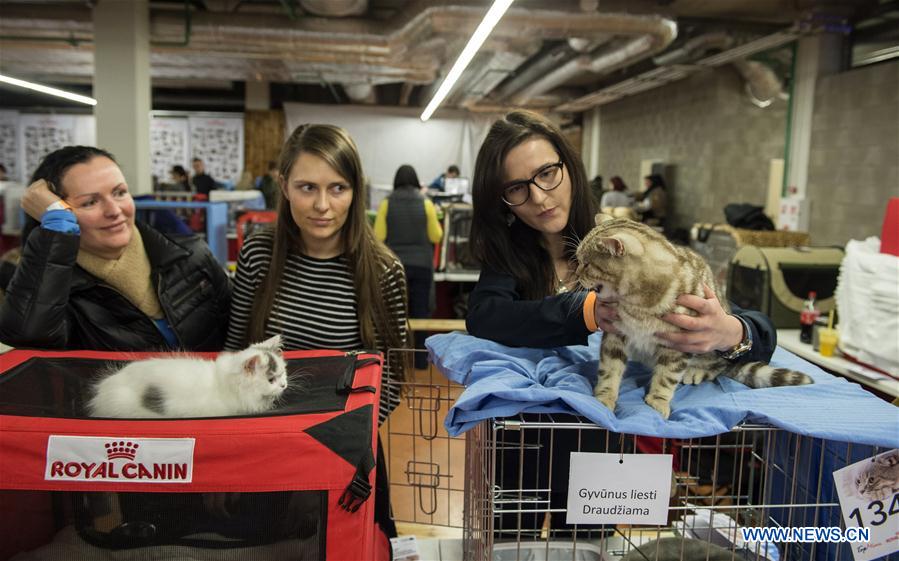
[{"x1": 501, "y1": 161, "x2": 565, "y2": 206}]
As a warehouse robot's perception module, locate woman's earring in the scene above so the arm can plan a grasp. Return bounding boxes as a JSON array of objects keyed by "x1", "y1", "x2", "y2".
[{"x1": 505, "y1": 213, "x2": 516, "y2": 227}]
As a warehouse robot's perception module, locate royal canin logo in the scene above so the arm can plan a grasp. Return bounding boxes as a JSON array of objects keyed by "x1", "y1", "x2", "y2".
[
  {"x1": 105, "y1": 441, "x2": 138, "y2": 461},
  {"x1": 45, "y1": 436, "x2": 195, "y2": 484}
]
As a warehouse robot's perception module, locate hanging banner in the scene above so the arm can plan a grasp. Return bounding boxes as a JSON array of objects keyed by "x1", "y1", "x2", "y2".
[
  {"x1": 0, "y1": 111, "x2": 20, "y2": 181},
  {"x1": 150, "y1": 117, "x2": 190, "y2": 185},
  {"x1": 188, "y1": 116, "x2": 244, "y2": 185}
]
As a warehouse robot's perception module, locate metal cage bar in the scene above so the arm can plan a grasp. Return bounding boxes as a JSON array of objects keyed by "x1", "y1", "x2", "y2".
[{"x1": 382, "y1": 349, "x2": 890, "y2": 561}]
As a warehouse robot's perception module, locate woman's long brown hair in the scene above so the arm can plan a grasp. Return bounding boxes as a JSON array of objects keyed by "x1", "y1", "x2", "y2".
[
  {"x1": 470, "y1": 110, "x2": 596, "y2": 299},
  {"x1": 247, "y1": 124, "x2": 408, "y2": 378}
]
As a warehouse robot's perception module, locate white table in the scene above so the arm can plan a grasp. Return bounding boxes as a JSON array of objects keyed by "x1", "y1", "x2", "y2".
[{"x1": 777, "y1": 329, "x2": 899, "y2": 398}]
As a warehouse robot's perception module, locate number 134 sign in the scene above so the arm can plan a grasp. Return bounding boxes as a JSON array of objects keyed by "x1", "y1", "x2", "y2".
[{"x1": 833, "y1": 449, "x2": 899, "y2": 561}]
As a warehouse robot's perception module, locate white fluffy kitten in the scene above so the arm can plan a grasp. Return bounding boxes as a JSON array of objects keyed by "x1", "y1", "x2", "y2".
[{"x1": 87, "y1": 335, "x2": 288, "y2": 418}]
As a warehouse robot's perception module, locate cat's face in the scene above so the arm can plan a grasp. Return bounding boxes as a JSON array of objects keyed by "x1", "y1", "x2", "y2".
[
  {"x1": 574, "y1": 214, "x2": 648, "y2": 300},
  {"x1": 243, "y1": 350, "x2": 288, "y2": 398},
  {"x1": 239, "y1": 335, "x2": 288, "y2": 401}
]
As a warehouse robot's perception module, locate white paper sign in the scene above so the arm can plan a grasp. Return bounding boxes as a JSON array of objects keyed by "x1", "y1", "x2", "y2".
[
  {"x1": 0, "y1": 110, "x2": 20, "y2": 181},
  {"x1": 390, "y1": 535, "x2": 421, "y2": 561},
  {"x1": 566, "y1": 452, "x2": 672, "y2": 525},
  {"x1": 150, "y1": 117, "x2": 190, "y2": 183},
  {"x1": 833, "y1": 449, "x2": 899, "y2": 561},
  {"x1": 188, "y1": 116, "x2": 244, "y2": 184}
]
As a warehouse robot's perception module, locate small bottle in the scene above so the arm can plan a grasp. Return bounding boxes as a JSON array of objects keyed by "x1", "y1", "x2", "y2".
[{"x1": 799, "y1": 291, "x2": 820, "y2": 344}]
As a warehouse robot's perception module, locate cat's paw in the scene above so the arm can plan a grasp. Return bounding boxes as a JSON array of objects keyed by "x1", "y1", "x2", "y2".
[
  {"x1": 594, "y1": 389, "x2": 618, "y2": 413},
  {"x1": 645, "y1": 395, "x2": 671, "y2": 419},
  {"x1": 682, "y1": 371, "x2": 703, "y2": 385}
]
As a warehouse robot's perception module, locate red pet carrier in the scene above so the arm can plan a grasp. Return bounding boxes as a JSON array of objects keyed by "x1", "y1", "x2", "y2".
[{"x1": 0, "y1": 349, "x2": 390, "y2": 561}]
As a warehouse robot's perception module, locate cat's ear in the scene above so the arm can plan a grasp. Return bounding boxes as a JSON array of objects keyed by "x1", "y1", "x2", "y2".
[
  {"x1": 255, "y1": 334, "x2": 282, "y2": 352},
  {"x1": 243, "y1": 355, "x2": 261, "y2": 376},
  {"x1": 599, "y1": 237, "x2": 625, "y2": 256},
  {"x1": 600, "y1": 233, "x2": 644, "y2": 257},
  {"x1": 594, "y1": 213, "x2": 614, "y2": 226}
]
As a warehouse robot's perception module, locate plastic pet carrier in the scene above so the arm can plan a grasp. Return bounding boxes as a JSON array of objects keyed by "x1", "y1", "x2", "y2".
[
  {"x1": 689, "y1": 223, "x2": 810, "y2": 299},
  {"x1": 437, "y1": 203, "x2": 479, "y2": 274},
  {"x1": 0, "y1": 349, "x2": 390, "y2": 561},
  {"x1": 727, "y1": 246, "x2": 844, "y2": 328}
]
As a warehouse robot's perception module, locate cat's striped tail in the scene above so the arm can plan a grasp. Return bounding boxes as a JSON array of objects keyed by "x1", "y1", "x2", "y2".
[{"x1": 727, "y1": 362, "x2": 813, "y2": 388}]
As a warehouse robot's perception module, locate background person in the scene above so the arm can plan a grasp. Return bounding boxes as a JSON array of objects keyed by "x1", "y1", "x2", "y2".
[
  {"x1": 191, "y1": 157, "x2": 217, "y2": 197},
  {"x1": 375, "y1": 164, "x2": 443, "y2": 369},
  {"x1": 600, "y1": 176, "x2": 634, "y2": 209},
  {"x1": 167, "y1": 164, "x2": 191, "y2": 191},
  {"x1": 636, "y1": 173, "x2": 668, "y2": 228},
  {"x1": 258, "y1": 160, "x2": 279, "y2": 209},
  {"x1": 428, "y1": 164, "x2": 460, "y2": 191}
]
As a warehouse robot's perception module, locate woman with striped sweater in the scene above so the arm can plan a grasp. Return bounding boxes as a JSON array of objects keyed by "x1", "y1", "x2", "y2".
[{"x1": 225, "y1": 123, "x2": 409, "y2": 425}]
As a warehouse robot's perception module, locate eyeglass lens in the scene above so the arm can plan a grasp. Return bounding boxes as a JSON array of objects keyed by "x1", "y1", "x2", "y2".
[{"x1": 502, "y1": 163, "x2": 563, "y2": 206}]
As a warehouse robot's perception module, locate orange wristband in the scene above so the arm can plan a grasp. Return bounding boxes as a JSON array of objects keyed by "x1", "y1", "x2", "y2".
[{"x1": 583, "y1": 291, "x2": 598, "y2": 332}]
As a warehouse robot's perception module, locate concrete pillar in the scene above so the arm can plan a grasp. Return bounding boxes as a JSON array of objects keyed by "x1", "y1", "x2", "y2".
[
  {"x1": 781, "y1": 33, "x2": 844, "y2": 229},
  {"x1": 245, "y1": 80, "x2": 270, "y2": 110},
  {"x1": 581, "y1": 106, "x2": 601, "y2": 180},
  {"x1": 93, "y1": 0, "x2": 152, "y2": 194}
]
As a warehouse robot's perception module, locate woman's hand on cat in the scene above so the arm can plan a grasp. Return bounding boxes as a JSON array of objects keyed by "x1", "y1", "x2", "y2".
[
  {"x1": 656, "y1": 284, "x2": 744, "y2": 354},
  {"x1": 594, "y1": 297, "x2": 621, "y2": 334}
]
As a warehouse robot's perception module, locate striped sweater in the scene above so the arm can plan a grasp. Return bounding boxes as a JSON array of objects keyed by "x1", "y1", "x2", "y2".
[{"x1": 225, "y1": 230, "x2": 407, "y2": 424}]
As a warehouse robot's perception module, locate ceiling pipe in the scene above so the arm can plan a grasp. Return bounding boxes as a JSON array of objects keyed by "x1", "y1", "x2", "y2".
[
  {"x1": 505, "y1": 14, "x2": 676, "y2": 105},
  {"x1": 298, "y1": 0, "x2": 368, "y2": 17},
  {"x1": 511, "y1": 33, "x2": 666, "y2": 105},
  {"x1": 732, "y1": 59, "x2": 785, "y2": 107},
  {"x1": 556, "y1": 26, "x2": 805, "y2": 113},
  {"x1": 652, "y1": 31, "x2": 734, "y2": 66},
  {"x1": 492, "y1": 43, "x2": 576, "y2": 101},
  {"x1": 343, "y1": 82, "x2": 376, "y2": 103}
]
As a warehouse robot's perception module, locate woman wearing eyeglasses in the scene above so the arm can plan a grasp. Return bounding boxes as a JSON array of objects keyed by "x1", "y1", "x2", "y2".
[{"x1": 467, "y1": 110, "x2": 775, "y2": 361}]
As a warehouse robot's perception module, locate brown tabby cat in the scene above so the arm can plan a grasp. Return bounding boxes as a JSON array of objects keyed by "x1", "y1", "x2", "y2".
[{"x1": 575, "y1": 214, "x2": 812, "y2": 419}]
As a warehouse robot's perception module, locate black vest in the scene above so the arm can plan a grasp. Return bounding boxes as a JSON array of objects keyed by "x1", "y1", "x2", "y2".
[{"x1": 385, "y1": 188, "x2": 433, "y2": 270}]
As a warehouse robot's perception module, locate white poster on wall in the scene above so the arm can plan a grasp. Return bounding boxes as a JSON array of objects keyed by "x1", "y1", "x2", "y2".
[
  {"x1": 150, "y1": 117, "x2": 189, "y2": 184},
  {"x1": 283, "y1": 102, "x2": 495, "y2": 191},
  {"x1": 0, "y1": 111, "x2": 20, "y2": 181},
  {"x1": 188, "y1": 116, "x2": 244, "y2": 185},
  {"x1": 19, "y1": 114, "x2": 76, "y2": 182}
]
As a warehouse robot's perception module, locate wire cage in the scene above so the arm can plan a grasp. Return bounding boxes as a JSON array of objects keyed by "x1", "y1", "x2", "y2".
[
  {"x1": 382, "y1": 349, "x2": 467, "y2": 533},
  {"x1": 383, "y1": 348, "x2": 896, "y2": 561}
]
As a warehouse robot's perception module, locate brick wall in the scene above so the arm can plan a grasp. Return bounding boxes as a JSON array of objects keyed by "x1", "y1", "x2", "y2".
[
  {"x1": 596, "y1": 60, "x2": 898, "y2": 247},
  {"x1": 598, "y1": 66, "x2": 787, "y2": 234},
  {"x1": 806, "y1": 61, "x2": 898, "y2": 246}
]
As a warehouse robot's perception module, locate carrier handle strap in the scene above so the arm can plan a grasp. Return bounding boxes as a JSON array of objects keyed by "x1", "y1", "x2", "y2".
[
  {"x1": 338, "y1": 455, "x2": 375, "y2": 513},
  {"x1": 336, "y1": 356, "x2": 380, "y2": 395}
]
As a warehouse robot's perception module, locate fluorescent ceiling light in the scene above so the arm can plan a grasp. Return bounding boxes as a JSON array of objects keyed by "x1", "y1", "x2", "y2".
[
  {"x1": 0, "y1": 73, "x2": 97, "y2": 106},
  {"x1": 420, "y1": 0, "x2": 514, "y2": 122}
]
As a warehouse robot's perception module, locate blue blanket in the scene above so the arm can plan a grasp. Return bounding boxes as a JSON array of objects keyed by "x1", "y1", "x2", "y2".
[{"x1": 427, "y1": 332, "x2": 899, "y2": 448}]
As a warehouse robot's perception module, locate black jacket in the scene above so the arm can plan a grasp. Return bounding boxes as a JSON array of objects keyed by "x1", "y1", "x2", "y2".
[
  {"x1": 0, "y1": 222, "x2": 231, "y2": 351},
  {"x1": 466, "y1": 266, "x2": 776, "y2": 363}
]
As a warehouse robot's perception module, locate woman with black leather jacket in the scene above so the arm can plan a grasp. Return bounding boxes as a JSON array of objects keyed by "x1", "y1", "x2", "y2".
[{"x1": 0, "y1": 146, "x2": 231, "y2": 351}]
